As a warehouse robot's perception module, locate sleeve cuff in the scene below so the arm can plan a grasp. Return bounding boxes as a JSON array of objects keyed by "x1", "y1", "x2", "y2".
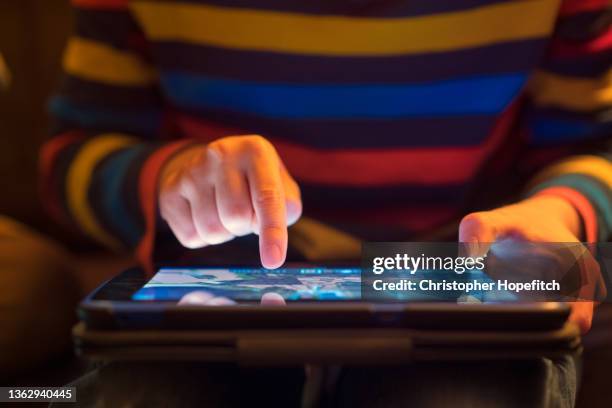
[
  {"x1": 136, "y1": 140, "x2": 194, "y2": 273},
  {"x1": 533, "y1": 186, "x2": 598, "y2": 243}
]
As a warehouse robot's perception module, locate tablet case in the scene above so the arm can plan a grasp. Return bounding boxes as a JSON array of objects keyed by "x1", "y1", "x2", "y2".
[{"x1": 73, "y1": 322, "x2": 581, "y2": 364}]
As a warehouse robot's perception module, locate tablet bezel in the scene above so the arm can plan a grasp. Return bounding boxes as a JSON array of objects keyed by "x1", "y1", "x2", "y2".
[{"x1": 79, "y1": 266, "x2": 571, "y2": 332}]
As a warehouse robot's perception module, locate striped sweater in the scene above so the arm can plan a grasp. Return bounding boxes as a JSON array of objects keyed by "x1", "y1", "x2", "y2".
[{"x1": 41, "y1": 0, "x2": 612, "y2": 265}]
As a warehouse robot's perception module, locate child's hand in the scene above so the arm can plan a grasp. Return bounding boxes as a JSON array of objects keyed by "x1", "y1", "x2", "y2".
[
  {"x1": 158, "y1": 135, "x2": 302, "y2": 269},
  {"x1": 459, "y1": 195, "x2": 600, "y2": 333}
]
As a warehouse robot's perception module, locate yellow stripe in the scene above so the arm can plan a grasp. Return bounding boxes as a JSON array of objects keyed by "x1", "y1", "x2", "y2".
[
  {"x1": 530, "y1": 155, "x2": 612, "y2": 189},
  {"x1": 130, "y1": 0, "x2": 558, "y2": 56},
  {"x1": 63, "y1": 37, "x2": 157, "y2": 86},
  {"x1": 529, "y1": 69, "x2": 612, "y2": 111},
  {"x1": 66, "y1": 134, "x2": 136, "y2": 249}
]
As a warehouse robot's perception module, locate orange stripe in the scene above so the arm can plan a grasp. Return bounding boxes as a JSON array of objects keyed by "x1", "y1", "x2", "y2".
[
  {"x1": 176, "y1": 105, "x2": 517, "y2": 186},
  {"x1": 39, "y1": 131, "x2": 87, "y2": 223},
  {"x1": 136, "y1": 140, "x2": 193, "y2": 274},
  {"x1": 71, "y1": 0, "x2": 128, "y2": 9},
  {"x1": 535, "y1": 186, "x2": 598, "y2": 242}
]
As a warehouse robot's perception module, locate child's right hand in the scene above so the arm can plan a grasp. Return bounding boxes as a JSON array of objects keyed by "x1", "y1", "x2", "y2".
[{"x1": 158, "y1": 135, "x2": 302, "y2": 269}]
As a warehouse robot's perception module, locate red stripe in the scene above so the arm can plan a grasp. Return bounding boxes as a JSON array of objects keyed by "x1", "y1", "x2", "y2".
[
  {"x1": 560, "y1": 0, "x2": 610, "y2": 16},
  {"x1": 550, "y1": 27, "x2": 612, "y2": 57},
  {"x1": 39, "y1": 131, "x2": 86, "y2": 223},
  {"x1": 136, "y1": 141, "x2": 193, "y2": 274},
  {"x1": 71, "y1": 0, "x2": 128, "y2": 9},
  {"x1": 176, "y1": 105, "x2": 517, "y2": 187},
  {"x1": 535, "y1": 186, "x2": 598, "y2": 243}
]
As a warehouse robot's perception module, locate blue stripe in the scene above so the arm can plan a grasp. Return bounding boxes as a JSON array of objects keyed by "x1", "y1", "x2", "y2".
[
  {"x1": 96, "y1": 147, "x2": 145, "y2": 246},
  {"x1": 49, "y1": 96, "x2": 162, "y2": 135},
  {"x1": 530, "y1": 118, "x2": 612, "y2": 145},
  {"x1": 161, "y1": 72, "x2": 526, "y2": 119}
]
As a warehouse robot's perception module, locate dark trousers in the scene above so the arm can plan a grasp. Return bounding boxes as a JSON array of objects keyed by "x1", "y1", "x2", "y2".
[{"x1": 62, "y1": 356, "x2": 578, "y2": 408}]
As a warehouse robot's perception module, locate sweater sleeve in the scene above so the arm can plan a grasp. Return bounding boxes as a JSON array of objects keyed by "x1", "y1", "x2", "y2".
[
  {"x1": 522, "y1": 0, "x2": 612, "y2": 242},
  {"x1": 40, "y1": 0, "x2": 191, "y2": 266}
]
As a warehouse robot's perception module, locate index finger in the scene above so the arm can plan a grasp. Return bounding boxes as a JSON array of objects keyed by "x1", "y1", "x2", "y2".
[{"x1": 246, "y1": 151, "x2": 287, "y2": 269}]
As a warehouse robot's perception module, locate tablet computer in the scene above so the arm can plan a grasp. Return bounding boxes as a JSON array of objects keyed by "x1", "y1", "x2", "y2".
[{"x1": 79, "y1": 264, "x2": 571, "y2": 332}]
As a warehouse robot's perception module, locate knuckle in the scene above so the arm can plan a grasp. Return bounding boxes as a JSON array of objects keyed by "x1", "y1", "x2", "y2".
[
  {"x1": 179, "y1": 172, "x2": 204, "y2": 197},
  {"x1": 245, "y1": 135, "x2": 273, "y2": 155},
  {"x1": 200, "y1": 219, "x2": 226, "y2": 236},
  {"x1": 225, "y1": 204, "x2": 253, "y2": 223},
  {"x1": 158, "y1": 191, "x2": 180, "y2": 218},
  {"x1": 255, "y1": 188, "x2": 283, "y2": 210}
]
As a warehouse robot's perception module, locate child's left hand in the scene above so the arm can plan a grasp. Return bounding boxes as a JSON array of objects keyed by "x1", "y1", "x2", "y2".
[{"x1": 459, "y1": 194, "x2": 601, "y2": 333}]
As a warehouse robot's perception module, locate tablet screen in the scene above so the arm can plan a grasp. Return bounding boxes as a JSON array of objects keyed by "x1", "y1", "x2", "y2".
[{"x1": 132, "y1": 267, "x2": 362, "y2": 301}]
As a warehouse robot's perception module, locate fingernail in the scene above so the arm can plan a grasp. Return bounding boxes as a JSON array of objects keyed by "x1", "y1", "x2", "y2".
[{"x1": 262, "y1": 244, "x2": 283, "y2": 269}]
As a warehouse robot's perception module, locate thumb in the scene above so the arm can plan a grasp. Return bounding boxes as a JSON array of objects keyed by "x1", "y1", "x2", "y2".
[
  {"x1": 568, "y1": 301, "x2": 593, "y2": 334},
  {"x1": 459, "y1": 212, "x2": 498, "y2": 257}
]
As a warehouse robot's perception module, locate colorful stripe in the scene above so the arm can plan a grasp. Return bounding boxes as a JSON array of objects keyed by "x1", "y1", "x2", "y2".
[
  {"x1": 176, "y1": 105, "x2": 516, "y2": 186},
  {"x1": 531, "y1": 173, "x2": 612, "y2": 235},
  {"x1": 40, "y1": 131, "x2": 87, "y2": 223},
  {"x1": 153, "y1": 39, "x2": 547, "y2": 84},
  {"x1": 530, "y1": 155, "x2": 612, "y2": 188},
  {"x1": 137, "y1": 140, "x2": 193, "y2": 273},
  {"x1": 550, "y1": 26, "x2": 612, "y2": 58},
  {"x1": 63, "y1": 37, "x2": 157, "y2": 86},
  {"x1": 130, "y1": 0, "x2": 558, "y2": 56},
  {"x1": 529, "y1": 68, "x2": 612, "y2": 111},
  {"x1": 92, "y1": 146, "x2": 147, "y2": 246},
  {"x1": 529, "y1": 116, "x2": 612, "y2": 144},
  {"x1": 159, "y1": 0, "x2": 516, "y2": 18},
  {"x1": 163, "y1": 72, "x2": 526, "y2": 118},
  {"x1": 59, "y1": 75, "x2": 160, "y2": 108},
  {"x1": 49, "y1": 96, "x2": 162, "y2": 134},
  {"x1": 72, "y1": 0, "x2": 128, "y2": 9},
  {"x1": 66, "y1": 134, "x2": 136, "y2": 248},
  {"x1": 559, "y1": 0, "x2": 610, "y2": 15},
  {"x1": 177, "y1": 109, "x2": 498, "y2": 148},
  {"x1": 540, "y1": 50, "x2": 612, "y2": 78}
]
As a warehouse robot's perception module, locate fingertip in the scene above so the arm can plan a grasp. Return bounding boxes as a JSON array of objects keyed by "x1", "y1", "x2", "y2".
[
  {"x1": 207, "y1": 297, "x2": 236, "y2": 306},
  {"x1": 459, "y1": 212, "x2": 496, "y2": 257},
  {"x1": 178, "y1": 291, "x2": 214, "y2": 305},
  {"x1": 261, "y1": 292, "x2": 286, "y2": 305},
  {"x1": 261, "y1": 242, "x2": 285, "y2": 269}
]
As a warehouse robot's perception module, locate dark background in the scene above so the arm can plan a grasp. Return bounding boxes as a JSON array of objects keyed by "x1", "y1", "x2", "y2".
[{"x1": 0, "y1": 0, "x2": 72, "y2": 232}]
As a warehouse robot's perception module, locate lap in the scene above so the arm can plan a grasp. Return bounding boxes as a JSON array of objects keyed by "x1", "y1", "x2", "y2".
[
  {"x1": 334, "y1": 357, "x2": 578, "y2": 408},
  {"x1": 67, "y1": 362, "x2": 305, "y2": 408},
  {"x1": 64, "y1": 357, "x2": 577, "y2": 408}
]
